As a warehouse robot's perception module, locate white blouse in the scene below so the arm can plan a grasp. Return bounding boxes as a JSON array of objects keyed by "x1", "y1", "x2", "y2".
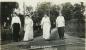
[
  {"x1": 56, "y1": 16, "x2": 65, "y2": 27},
  {"x1": 11, "y1": 16, "x2": 21, "y2": 28}
]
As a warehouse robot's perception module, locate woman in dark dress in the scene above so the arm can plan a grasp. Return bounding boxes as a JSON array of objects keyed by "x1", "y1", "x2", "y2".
[{"x1": 11, "y1": 12, "x2": 21, "y2": 42}]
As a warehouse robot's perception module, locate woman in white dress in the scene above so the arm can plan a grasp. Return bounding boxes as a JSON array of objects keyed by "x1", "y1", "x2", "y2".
[
  {"x1": 41, "y1": 14, "x2": 51, "y2": 40},
  {"x1": 23, "y1": 15, "x2": 33, "y2": 41}
]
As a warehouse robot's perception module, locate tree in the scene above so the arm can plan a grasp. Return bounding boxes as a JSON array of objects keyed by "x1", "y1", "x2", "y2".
[
  {"x1": 73, "y1": 3, "x2": 85, "y2": 36},
  {"x1": 50, "y1": 5, "x2": 60, "y2": 28},
  {"x1": 73, "y1": 3, "x2": 82, "y2": 19},
  {"x1": 37, "y1": 2, "x2": 51, "y2": 17},
  {"x1": 73, "y1": 2, "x2": 85, "y2": 19},
  {"x1": 80, "y1": 2, "x2": 85, "y2": 15},
  {"x1": 36, "y1": 2, "x2": 60, "y2": 28},
  {"x1": 62, "y1": 2, "x2": 74, "y2": 20}
]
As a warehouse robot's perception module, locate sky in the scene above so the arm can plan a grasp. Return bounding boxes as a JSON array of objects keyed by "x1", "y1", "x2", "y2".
[{"x1": 1, "y1": 0, "x2": 86, "y2": 14}]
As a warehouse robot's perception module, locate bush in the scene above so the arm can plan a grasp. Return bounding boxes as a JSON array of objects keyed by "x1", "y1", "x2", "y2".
[{"x1": 65, "y1": 19, "x2": 85, "y2": 38}]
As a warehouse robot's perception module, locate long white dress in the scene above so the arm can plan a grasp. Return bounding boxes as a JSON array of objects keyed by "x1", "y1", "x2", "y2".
[
  {"x1": 41, "y1": 16, "x2": 51, "y2": 39},
  {"x1": 23, "y1": 16, "x2": 33, "y2": 41}
]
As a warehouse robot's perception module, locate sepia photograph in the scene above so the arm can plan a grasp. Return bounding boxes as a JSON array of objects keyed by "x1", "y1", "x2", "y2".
[{"x1": 0, "y1": 0, "x2": 86, "y2": 50}]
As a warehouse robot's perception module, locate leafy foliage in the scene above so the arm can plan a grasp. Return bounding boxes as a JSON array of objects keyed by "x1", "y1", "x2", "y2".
[{"x1": 62, "y1": 2, "x2": 74, "y2": 20}]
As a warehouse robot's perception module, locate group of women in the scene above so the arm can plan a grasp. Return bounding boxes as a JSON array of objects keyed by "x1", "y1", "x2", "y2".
[
  {"x1": 11, "y1": 9, "x2": 65, "y2": 42},
  {"x1": 11, "y1": 12, "x2": 51, "y2": 42}
]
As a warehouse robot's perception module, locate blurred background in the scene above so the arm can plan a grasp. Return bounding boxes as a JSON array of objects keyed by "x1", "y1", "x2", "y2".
[{"x1": 0, "y1": 1, "x2": 86, "y2": 44}]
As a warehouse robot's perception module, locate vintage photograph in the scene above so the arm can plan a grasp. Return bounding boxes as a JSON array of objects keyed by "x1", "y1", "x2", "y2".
[{"x1": 0, "y1": 0, "x2": 86, "y2": 50}]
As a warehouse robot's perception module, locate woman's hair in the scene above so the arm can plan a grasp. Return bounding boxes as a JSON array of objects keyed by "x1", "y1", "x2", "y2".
[{"x1": 12, "y1": 12, "x2": 18, "y2": 17}]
